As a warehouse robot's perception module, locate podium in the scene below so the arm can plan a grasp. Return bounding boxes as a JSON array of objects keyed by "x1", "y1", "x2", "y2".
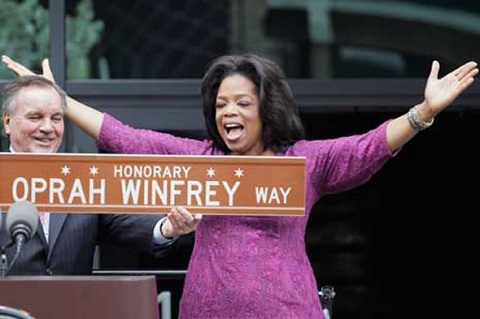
[{"x1": 0, "y1": 276, "x2": 159, "y2": 319}]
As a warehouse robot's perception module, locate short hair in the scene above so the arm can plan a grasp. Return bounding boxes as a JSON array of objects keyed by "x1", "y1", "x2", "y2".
[
  {"x1": 2, "y1": 75, "x2": 67, "y2": 116},
  {"x1": 201, "y1": 54, "x2": 305, "y2": 153}
]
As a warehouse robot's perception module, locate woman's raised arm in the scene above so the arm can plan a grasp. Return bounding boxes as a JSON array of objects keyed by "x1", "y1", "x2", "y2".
[{"x1": 386, "y1": 60, "x2": 477, "y2": 152}]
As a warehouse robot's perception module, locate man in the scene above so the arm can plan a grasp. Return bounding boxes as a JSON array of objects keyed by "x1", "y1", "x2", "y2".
[{"x1": 0, "y1": 75, "x2": 200, "y2": 275}]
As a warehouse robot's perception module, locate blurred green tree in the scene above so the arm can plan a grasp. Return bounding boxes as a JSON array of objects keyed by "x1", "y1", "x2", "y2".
[
  {"x1": 0, "y1": 0, "x2": 103, "y2": 149},
  {"x1": 0, "y1": 0, "x2": 104, "y2": 79}
]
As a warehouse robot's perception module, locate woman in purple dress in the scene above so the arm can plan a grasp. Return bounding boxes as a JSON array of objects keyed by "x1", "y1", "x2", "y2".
[{"x1": 3, "y1": 54, "x2": 477, "y2": 318}]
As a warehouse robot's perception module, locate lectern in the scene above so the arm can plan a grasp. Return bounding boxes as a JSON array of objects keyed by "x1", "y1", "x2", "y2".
[{"x1": 0, "y1": 276, "x2": 159, "y2": 319}]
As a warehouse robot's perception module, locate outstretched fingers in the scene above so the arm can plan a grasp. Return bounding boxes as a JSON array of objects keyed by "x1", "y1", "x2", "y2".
[
  {"x1": 424, "y1": 60, "x2": 478, "y2": 114},
  {"x1": 2, "y1": 55, "x2": 35, "y2": 76},
  {"x1": 2, "y1": 55, "x2": 57, "y2": 83},
  {"x1": 42, "y1": 59, "x2": 55, "y2": 82},
  {"x1": 428, "y1": 60, "x2": 440, "y2": 81},
  {"x1": 452, "y1": 61, "x2": 478, "y2": 80},
  {"x1": 454, "y1": 62, "x2": 478, "y2": 92}
]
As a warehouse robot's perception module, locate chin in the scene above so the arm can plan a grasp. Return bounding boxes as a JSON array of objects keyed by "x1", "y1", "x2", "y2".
[
  {"x1": 32, "y1": 147, "x2": 57, "y2": 153},
  {"x1": 226, "y1": 145, "x2": 243, "y2": 155}
]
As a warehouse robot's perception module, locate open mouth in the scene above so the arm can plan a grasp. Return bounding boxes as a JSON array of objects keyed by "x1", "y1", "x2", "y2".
[{"x1": 224, "y1": 123, "x2": 244, "y2": 140}]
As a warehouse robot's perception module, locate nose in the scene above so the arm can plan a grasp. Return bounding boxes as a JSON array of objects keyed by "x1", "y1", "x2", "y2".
[
  {"x1": 223, "y1": 103, "x2": 238, "y2": 116},
  {"x1": 39, "y1": 118, "x2": 54, "y2": 132}
]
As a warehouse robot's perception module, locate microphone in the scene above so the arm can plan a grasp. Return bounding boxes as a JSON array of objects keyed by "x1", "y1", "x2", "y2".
[
  {"x1": 1, "y1": 200, "x2": 39, "y2": 276},
  {"x1": 6, "y1": 200, "x2": 39, "y2": 246}
]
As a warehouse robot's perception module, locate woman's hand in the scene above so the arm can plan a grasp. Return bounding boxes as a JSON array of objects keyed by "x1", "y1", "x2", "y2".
[
  {"x1": 422, "y1": 60, "x2": 478, "y2": 118},
  {"x1": 2, "y1": 55, "x2": 55, "y2": 82},
  {"x1": 161, "y1": 206, "x2": 202, "y2": 238}
]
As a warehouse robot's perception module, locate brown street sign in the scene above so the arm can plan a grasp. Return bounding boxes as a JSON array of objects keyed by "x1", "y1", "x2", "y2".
[{"x1": 0, "y1": 153, "x2": 305, "y2": 216}]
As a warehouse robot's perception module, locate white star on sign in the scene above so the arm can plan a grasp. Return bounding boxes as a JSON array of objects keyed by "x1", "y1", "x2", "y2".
[
  {"x1": 89, "y1": 166, "x2": 99, "y2": 176},
  {"x1": 234, "y1": 168, "x2": 244, "y2": 178},
  {"x1": 61, "y1": 165, "x2": 71, "y2": 175},
  {"x1": 206, "y1": 167, "x2": 215, "y2": 178}
]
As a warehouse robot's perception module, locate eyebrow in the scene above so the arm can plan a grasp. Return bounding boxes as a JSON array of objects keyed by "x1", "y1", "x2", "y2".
[{"x1": 217, "y1": 93, "x2": 254, "y2": 100}]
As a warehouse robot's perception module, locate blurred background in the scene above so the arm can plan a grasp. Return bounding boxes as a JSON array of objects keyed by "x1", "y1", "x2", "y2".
[{"x1": 1, "y1": 1, "x2": 480, "y2": 318}]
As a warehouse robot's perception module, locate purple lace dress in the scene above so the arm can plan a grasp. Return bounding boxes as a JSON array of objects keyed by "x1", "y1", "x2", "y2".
[{"x1": 98, "y1": 114, "x2": 393, "y2": 319}]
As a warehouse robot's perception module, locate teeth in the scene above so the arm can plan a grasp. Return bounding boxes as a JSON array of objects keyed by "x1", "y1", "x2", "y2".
[{"x1": 225, "y1": 123, "x2": 239, "y2": 134}]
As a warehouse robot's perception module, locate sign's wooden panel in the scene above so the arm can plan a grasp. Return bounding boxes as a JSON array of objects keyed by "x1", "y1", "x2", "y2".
[{"x1": 0, "y1": 153, "x2": 305, "y2": 216}]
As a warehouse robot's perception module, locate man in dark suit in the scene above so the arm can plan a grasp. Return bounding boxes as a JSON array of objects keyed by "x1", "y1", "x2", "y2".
[{"x1": 0, "y1": 75, "x2": 201, "y2": 275}]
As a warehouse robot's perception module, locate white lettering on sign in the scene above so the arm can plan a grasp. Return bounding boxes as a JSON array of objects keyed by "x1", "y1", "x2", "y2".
[
  {"x1": 11, "y1": 177, "x2": 242, "y2": 207},
  {"x1": 255, "y1": 186, "x2": 292, "y2": 204},
  {"x1": 113, "y1": 165, "x2": 192, "y2": 179},
  {"x1": 0, "y1": 153, "x2": 306, "y2": 215},
  {"x1": 12, "y1": 177, "x2": 106, "y2": 204},
  {"x1": 120, "y1": 179, "x2": 241, "y2": 207}
]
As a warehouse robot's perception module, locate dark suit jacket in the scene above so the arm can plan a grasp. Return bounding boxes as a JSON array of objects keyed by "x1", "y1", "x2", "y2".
[{"x1": 0, "y1": 212, "x2": 171, "y2": 275}]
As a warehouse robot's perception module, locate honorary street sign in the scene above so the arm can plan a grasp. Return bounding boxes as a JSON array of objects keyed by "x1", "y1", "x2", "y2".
[{"x1": 0, "y1": 153, "x2": 305, "y2": 216}]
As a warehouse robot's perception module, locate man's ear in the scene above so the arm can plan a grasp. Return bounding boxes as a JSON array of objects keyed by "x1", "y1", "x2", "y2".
[{"x1": 2, "y1": 111, "x2": 11, "y2": 136}]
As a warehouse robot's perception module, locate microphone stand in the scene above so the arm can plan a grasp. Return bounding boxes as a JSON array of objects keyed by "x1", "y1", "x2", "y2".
[
  {"x1": 0, "y1": 240, "x2": 23, "y2": 277},
  {"x1": 319, "y1": 285, "x2": 336, "y2": 319},
  {"x1": 1, "y1": 245, "x2": 9, "y2": 277}
]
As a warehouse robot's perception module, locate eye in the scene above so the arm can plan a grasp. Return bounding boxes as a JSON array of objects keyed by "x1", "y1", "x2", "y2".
[
  {"x1": 215, "y1": 102, "x2": 226, "y2": 109},
  {"x1": 238, "y1": 100, "x2": 251, "y2": 107},
  {"x1": 28, "y1": 115, "x2": 42, "y2": 121},
  {"x1": 52, "y1": 115, "x2": 64, "y2": 123}
]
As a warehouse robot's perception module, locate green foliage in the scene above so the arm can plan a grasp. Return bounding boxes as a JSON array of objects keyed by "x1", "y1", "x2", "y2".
[
  {"x1": 0, "y1": 0, "x2": 104, "y2": 79},
  {"x1": 0, "y1": 0, "x2": 48, "y2": 79},
  {"x1": 66, "y1": 0, "x2": 104, "y2": 78},
  {"x1": 0, "y1": 0, "x2": 103, "y2": 149}
]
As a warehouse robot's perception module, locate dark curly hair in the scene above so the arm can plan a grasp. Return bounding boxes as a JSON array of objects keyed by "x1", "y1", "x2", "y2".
[{"x1": 201, "y1": 54, "x2": 305, "y2": 153}]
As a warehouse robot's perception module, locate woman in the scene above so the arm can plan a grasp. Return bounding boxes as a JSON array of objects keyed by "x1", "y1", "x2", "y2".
[{"x1": 3, "y1": 54, "x2": 477, "y2": 318}]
